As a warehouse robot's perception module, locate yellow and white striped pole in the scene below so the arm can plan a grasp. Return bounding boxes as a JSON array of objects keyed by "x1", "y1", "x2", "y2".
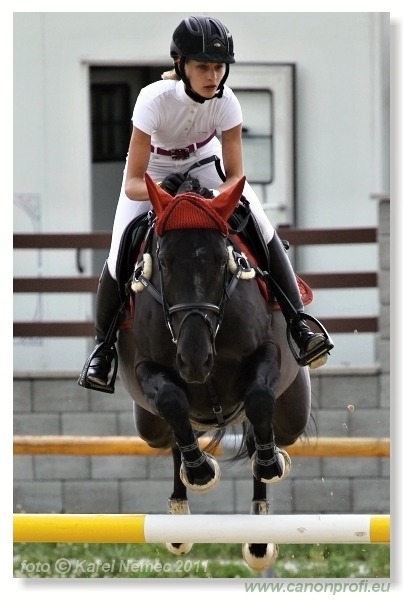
[{"x1": 13, "y1": 514, "x2": 390, "y2": 544}]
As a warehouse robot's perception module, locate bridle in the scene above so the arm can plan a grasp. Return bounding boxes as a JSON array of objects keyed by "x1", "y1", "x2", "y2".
[{"x1": 133, "y1": 227, "x2": 252, "y2": 350}]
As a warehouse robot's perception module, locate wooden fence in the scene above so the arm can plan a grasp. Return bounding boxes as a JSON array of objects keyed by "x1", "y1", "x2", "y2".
[{"x1": 13, "y1": 227, "x2": 378, "y2": 337}]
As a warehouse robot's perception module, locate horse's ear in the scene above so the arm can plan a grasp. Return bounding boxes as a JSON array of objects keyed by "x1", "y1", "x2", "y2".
[
  {"x1": 144, "y1": 173, "x2": 172, "y2": 217},
  {"x1": 211, "y1": 177, "x2": 246, "y2": 221}
]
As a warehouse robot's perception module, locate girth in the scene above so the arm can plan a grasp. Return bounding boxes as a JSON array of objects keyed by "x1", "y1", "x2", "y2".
[{"x1": 190, "y1": 404, "x2": 246, "y2": 432}]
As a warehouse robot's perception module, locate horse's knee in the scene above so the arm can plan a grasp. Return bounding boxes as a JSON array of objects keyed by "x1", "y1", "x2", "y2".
[
  {"x1": 244, "y1": 385, "x2": 276, "y2": 424},
  {"x1": 155, "y1": 383, "x2": 189, "y2": 422},
  {"x1": 134, "y1": 404, "x2": 174, "y2": 448}
]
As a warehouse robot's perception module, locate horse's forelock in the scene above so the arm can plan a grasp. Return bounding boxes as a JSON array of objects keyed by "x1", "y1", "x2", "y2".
[{"x1": 156, "y1": 193, "x2": 229, "y2": 236}]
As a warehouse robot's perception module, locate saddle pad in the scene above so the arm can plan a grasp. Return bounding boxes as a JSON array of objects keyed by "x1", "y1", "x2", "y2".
[{"x1": 232, "y1": 234, "x2": 313, "y2": 309}]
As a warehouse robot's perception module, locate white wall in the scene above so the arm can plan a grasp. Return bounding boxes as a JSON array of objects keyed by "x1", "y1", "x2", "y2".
[{"x1": 13, "y1": 12, "x2": 389, "y2": 371}]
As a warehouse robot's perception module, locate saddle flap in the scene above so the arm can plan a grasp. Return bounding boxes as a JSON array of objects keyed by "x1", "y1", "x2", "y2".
[
  {"x1": 115, "y1": 212, "x2": 153, "y2": 293},
  {"x1": 115, "y1": 212, "x2": 154, "y2": 330}
]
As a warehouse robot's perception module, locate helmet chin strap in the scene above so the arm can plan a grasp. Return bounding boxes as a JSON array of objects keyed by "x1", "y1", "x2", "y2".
[{"x1": 176, "y1": 57, "x2": 229, "y2": 104}]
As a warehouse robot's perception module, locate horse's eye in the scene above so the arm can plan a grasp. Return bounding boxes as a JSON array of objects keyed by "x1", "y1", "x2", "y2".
[{"x1": 159, "y1": 258, "x2": 167, "y2": 270}]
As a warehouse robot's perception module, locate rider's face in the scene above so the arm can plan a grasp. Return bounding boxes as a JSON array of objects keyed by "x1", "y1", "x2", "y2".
[{"x1": 184, "y1": 59, "x2": 226, "y2": 99}]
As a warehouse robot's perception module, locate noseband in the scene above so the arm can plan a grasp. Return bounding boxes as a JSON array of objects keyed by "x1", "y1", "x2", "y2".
[{"x1": 167, "y1": 305, "x2": 222, "y2": 352}]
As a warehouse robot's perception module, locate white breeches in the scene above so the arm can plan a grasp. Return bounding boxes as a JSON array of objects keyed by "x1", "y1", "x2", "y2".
[{"x1": 106, "y1": 140, "x2": 274, "y2": 279}]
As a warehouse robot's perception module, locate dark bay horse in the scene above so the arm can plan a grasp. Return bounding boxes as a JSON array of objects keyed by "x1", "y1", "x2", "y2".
[{"x1": 117, "y1": 174, "x2": 311, "y2": 571}]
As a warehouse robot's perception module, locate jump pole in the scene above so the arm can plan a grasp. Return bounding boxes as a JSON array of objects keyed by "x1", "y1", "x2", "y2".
[
  {"x1": 13, "y1": 435, "x2": 390, "y2": 458},
  {"x1": 13, "y1": 514, "x2": 390, "y2": 545}
]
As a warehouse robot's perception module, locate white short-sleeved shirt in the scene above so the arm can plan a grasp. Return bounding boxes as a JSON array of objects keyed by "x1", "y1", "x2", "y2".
[
  {"x1": 132, "y1": 79, "x2": 242, "y2": 150},
  {"x1": 107, "y1": 79, "x2": 274, "y2": 276}
]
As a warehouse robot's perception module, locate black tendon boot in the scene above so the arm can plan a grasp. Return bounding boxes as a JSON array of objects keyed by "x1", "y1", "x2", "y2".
[
  {"x1": 267, "y1": 232, "x2": 334, "y2": 369},
  {"x1": 77, "y1": 262, "x2": 123, "y2": 393}
]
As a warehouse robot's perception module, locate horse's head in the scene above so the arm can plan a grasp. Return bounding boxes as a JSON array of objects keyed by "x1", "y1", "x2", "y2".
[{"x1": 144, "y1": 173, "x2": 246, "y2": 384}]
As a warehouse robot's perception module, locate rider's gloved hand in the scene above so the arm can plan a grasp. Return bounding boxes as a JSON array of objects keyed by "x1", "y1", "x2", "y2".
[
  {"x1": 159, "y1": 173, "x2": 187, "y2": 196},
  {"x1": 196, "y1": 186, "x2": 215, "y2": 199},
  {"x1": 177, "y1": 177, "x2": 215, "y2": 199},
  {"x1": 176, "y1": 177, "x2": 200, "y2": 194}
]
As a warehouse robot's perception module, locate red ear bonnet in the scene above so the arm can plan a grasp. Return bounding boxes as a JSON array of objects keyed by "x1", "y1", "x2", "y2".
[{"x1": 144, "y1": 173, "x2": 246, "y2": 236}]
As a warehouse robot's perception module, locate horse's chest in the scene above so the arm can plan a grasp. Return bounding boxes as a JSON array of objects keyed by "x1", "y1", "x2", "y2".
[{"x1": 186, "y1": 375, "x2": 243, "y2": 426}]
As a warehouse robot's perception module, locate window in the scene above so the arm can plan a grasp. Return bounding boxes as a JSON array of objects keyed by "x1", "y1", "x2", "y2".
[
  {"x1": 91, "y1": 83, "x2": 131, "y2": 162},
  {"x1": 234, "y1": 89, "x2": 274, "y2": 184}
]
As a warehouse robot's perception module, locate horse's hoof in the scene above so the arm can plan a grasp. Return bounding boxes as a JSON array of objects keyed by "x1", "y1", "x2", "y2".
[
  {"x1": 166, "y1": 498, "x2": 193, "y2": 555},
  {"x1": 242, "y1": 542, "x2": 278, "y2": 572},
  {"x1": 166, "y1": 541, "x2": 193, "y2": 555},
  {"x1": 251, "y1": 448, "x2": 291, "y2": 484},
  {"x1": 180, "y1": 453, "x2": 221, "y2": 493},
  {"x1": 167, "y1": 498, "x2": 191, "y2": 514}
]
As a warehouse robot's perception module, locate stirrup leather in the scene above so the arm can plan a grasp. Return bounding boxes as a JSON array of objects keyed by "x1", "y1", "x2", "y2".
[
  {"x1": 77, "y1": 342, "x2": 118, "y2": 394},
  {"x1": 286, "y1": 312, "x2": 334, "y2": 367}
]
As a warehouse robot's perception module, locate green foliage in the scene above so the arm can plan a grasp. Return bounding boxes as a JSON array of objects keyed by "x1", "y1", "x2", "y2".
[
  {"x1": 13, "y1": 541, "x2": 389, "y2": 579},
  {"x1": 274, "y1": 543, "x2": 390, "y2": 579}
]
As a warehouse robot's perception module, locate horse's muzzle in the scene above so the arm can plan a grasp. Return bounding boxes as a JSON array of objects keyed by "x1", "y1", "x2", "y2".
[{"x1": 176, "y1": 351, "x2": 214, "y2": 384}]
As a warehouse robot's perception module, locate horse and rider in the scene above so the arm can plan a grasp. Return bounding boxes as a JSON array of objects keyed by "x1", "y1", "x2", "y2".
[{"x1": 77, "y1": 16, "x2": 334, "y2": 570}]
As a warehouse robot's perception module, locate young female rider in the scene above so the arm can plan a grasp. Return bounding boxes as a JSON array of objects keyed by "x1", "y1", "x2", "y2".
[{"x1": 79, "y1": 15, "x2": 333, "y2": 393}]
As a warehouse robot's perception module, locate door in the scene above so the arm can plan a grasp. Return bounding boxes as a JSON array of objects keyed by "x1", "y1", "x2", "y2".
[{"x1": 228, "y1": 63, "x2": 296, "y2": 229}]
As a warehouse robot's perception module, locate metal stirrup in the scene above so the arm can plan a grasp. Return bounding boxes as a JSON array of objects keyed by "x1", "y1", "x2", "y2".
[
  {"x1": 286, "y1": 313, "x2": 334, "y2": 366},
  {"x1": 77, "y1": 342, "x2": 118, "y2": 394}
]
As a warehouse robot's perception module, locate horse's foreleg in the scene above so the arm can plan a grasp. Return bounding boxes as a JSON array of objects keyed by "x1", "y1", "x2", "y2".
[
  {"x1": 171, "y1": 444, "x2": 187, "y2": 501},
  {"x1": 243, "y1": 344, "x2": 291, "y2": 484},
  {"x1": 136, "y1": 362, "x2": 220, "y2": 492},
  {"x1": 166, "y1": 445, "x2": 194, "y2": 556},
  {"x1": 245, "y1": 430, "x2": 267, "y2": 503},
  {"x1": 251, "y1": 418, "x2": 292, "y2": 484},
  {"x1": 157, "y1": 384, "x2": 220, "y2": 491},
  {"x1": 241, "y1": 429, "x2": 279, "y2": 572},
  {"x1": 242, "y1": 496, "x2": 279, "y2": 572}
]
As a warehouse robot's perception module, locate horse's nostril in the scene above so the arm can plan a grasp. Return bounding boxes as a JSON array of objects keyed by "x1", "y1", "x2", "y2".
[
  {"x1": 177, "y1": 354, "x2": 186, "y2": 369},
  {"x1": 176, "y1": 351, "x2": 213, "y2": 384},
  {"x1": 204, "y1": 353, "x2": 213, "y2": 369}
]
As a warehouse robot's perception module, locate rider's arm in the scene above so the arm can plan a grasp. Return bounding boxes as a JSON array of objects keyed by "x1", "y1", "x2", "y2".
[
  {"x1": 217, "y1": 124, "x2": 245, "y2": 192},
  {"x1": 124, "y1": 127, "x2": 152, "y2": 201}
]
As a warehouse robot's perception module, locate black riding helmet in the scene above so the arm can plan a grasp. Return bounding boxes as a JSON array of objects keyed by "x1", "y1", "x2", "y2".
[{"x1": 170, "y1": 16, "x2": 235, "y2": 103}]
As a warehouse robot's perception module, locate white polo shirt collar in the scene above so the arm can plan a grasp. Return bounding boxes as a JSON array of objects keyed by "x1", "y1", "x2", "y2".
[{"x1": 175, "y1": 80, "x2": 199, "y2": 105}]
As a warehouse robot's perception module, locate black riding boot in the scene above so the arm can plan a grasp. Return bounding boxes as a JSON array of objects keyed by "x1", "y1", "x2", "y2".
[
  {"x1": 77, "y1": 262, "x2": 122, "y2": 393},
  {"x1": 267, "y1": 232, "x2": 334, "y2": 369}
]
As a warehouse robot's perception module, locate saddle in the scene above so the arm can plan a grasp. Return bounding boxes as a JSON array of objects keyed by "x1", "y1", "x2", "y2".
[{"x1": 227, "y1": 199, "x2": 313, "y2": 308}]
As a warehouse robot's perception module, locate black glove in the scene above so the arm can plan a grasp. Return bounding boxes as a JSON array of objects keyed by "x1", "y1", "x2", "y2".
[
  {"x1": 196, "y1": 186, "x2": 215, "y2": 199},
  {"x1": 177, "y1": 176, "x2": 200, "y2": 194},
  {"x1": 177, "y1": 177, "x2": 214, "y2": 199},
  {"x1": 159, "y1": 173, "x2": 187, "y2": 196}
]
